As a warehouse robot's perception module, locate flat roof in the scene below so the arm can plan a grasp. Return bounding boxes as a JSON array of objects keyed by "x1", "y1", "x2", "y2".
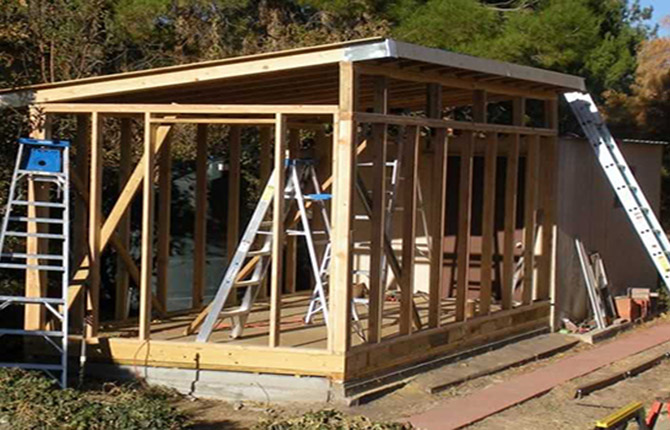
[{"x1": 0, "y1": 38, "x2": 586, "y2": 108}]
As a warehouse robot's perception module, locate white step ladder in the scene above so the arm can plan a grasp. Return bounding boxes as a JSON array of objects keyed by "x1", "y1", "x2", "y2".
[
  {"x1": 565, "y1": 92, "x2": 670, "y2": 291},
  {"x1": 0, "y1": 137, "x2": 70, "y2": 388},
  {"x1": 195, "y1": 159, "x2": 331, "y2": 342}
]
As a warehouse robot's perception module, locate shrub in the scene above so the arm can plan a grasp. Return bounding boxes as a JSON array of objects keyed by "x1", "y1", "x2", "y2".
[
  {"x1": 252, "y1": 409, "x2": 412, "y2": 430},
  {"x1": 0, "y1": 368, "x2": 187, "y2": 430}
]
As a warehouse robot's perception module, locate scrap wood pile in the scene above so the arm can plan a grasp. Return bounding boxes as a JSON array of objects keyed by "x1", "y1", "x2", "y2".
[{"x1": 562, "y1": 239, "x2": 659, "y2": 335}]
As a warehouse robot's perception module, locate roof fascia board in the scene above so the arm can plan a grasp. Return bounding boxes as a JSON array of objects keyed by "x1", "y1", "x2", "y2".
[
  {"x1": 10, "y1": 46, "x2": 369, "y2": 107},
  {"x1": 392, "y1": 40, "x2": 586, "y2": 92}
]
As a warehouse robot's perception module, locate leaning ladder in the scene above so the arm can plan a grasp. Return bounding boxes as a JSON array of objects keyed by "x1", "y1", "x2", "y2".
[
  {"x1": 196, "y1": 160, "x2": 331, "y2": 342},
  {"x1": 0, "y1": 138, "x2": 70, "y2": 388},
  {"x1": 565, "y1": 92, "x2": 670, "y2": 291}
]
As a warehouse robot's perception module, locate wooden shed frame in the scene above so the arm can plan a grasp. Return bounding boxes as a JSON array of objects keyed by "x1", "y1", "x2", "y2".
[{"x1": 0, "y1": 38, "x2": 585, "y2": 384}]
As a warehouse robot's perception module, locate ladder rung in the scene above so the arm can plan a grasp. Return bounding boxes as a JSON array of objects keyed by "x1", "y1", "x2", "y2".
[
  {"x1": 17, "y1": 169, "x2": 66, "y2": 177},
  {"x1": 10, "y1": 200, "x2": 66, "y2": 208},
  {"x1": 220, "y1": 308, "x2": 250, "y2": 318},
  {"x1": 235, "y1": 279, "x2": 262, "y2": 287},
  {"x1": 5, "y1": 231, "x2": 66, "y2": 240},
  {"x1": 0, "y1": 262, "x2": 65, "y2": 272},
  {"x1": 247, "y1": 249, "x2": 271, "y2": 257},
  {"x1": 8, "y1": 216, "x2": 65, "y2": 224},
  {"x1": 0, "y1": 328, "x2": 63, "y2": 337},
  {"x1": 0, "y1": 296, "x2": 65, "y2": 305},
  {"x1": 1, "y1": 253, "x2": 64, "y2": 261}
]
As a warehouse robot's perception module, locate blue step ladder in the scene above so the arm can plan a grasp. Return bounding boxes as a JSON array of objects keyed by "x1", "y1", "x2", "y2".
[{"x1": 0, "y1": 137, "x2": 70, "y2": 388}]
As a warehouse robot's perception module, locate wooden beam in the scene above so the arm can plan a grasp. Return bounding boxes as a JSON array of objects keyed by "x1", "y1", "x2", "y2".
[
  {"x1": 193, "y1": 124, "x2": 208, "y2": 309},
  {"x1": 115, "y1": 118, "x2": 132, "y2": 320},
  {"x1": 355, "y1": 64, "x2": 560, "y2": 101},
  {"x1": 156, "y1": 133, "x2": 172, "y2": 311},
  {"x1": 139, "y1": 112, "x2": 155, "y2": 341},
  {"x1": 513, "y1": 97, "x2": 526, "y2": 127},
  {"x1": 285, "y1": 128, "x2": 300, "y2": 295},
  {"x1": 427, "y1": 83, "x2": 446, "y2": 328},
  {"x1": 472, "y1": 90, "x2": 487, "y2": 123},
  {"x1": 480, "y1": 132, "x2": 498, "y2": 315},
  {"x1": 538, "y1": 100, "x2": 558, "y2": 302},
  {"x1": 502, "y1": 134, "x2": 521, "y2": 310},
  {"x1": 330, "y1": 61, "x2": 356, "y2": 352},
  {"x1": 25, "y1": 110, "x2": 50, "y2": 330},
  {"x1": 400, "y1": 126, "x2": 420, "y2": 334},
  {"x1": 367, "y1": 76, "x2": 388, "y2": 343},
  {"x1": 86, "y1": 112, "x2": 103, "y2": 338},
  {"x1": 353, "y1": 112, "x2": 556, "y2": 136},
  {"x1": 429, "y1": 129, "x2": 448, "y2": 327},
  {"x1": 522, "y1": 134, "x2": 540, "y2": 305},
  {"x1": 226, "y1": 126, "x2": 241, "y2": 306},
  {"x1": 39, "y1": 103, "x2": 338, "y2": 115},
  {"x1": 455, "y1": 132, "x2": 474, "y2": 322},
  {"x1": 269, "y1": 113, "x2": 287, "y2": 347},
  {"x1": 74, "y1": 114, "x2": 90, "y2": 327},
  {"x1": 258, "y1": 126, "x2": 272, "y2": 301}
]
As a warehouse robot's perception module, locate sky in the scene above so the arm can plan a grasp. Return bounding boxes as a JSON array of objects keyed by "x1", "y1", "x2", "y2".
[{"x1": 639, "y1": 0, "x2": 670, "y2": 37}]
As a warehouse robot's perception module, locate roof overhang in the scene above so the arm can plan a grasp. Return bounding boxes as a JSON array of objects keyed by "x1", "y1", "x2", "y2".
[{"x1": 0, "y1": 38, "x2": 586, "y2": 109}]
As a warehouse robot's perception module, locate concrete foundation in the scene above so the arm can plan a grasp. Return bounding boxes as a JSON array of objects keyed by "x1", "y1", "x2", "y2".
[{"x1": 87, "y1": 363, "x2": 342, "y2": 404}]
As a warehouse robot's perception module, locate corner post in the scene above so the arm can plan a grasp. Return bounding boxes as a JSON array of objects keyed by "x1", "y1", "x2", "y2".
[{"x1": 329, "y1": 61, "x2": 357, "y2": 352}]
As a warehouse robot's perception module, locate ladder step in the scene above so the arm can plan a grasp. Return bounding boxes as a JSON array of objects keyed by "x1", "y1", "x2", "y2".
[
  {"x1": 0, "y1": 328, "x2": 63, "y2": 337},
  {"x1": 5, "y1": 231, "x2": 66, "y2": 240},
  {"x1": 17, "y1": 169, "x2": 66, "y2": 177},
  {"x1": 0, "y1": 296, "x2": 65, "y2": 305},
  {"x1": 8, "y1": 216, "x2": 65, "y2": 224},
  {"x1": 0, "y1": 263, "x2": 65, "y2": 272},
  {"x1": 235, "y1": 279, "x2": 262, "y2": 287},
  {"x1": 10, "y1": 200, "x2": 66, "y2": 208},
  {"x1": 1, "y1": 253, "x2": 64, "y2": 261},
  {"x1": 220, "y1": 308, "x2": 250, "y2": 318},
  {"x1": 305, "y1": 193, "x2": 332, "y2": 201},
  {"x1": 247, "y1": 249, "x2": 271, "y2": 257}
]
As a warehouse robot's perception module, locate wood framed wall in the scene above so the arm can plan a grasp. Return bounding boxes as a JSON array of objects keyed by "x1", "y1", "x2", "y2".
[{"x1": 30, "y1": 58, "x2": 560, "y2": 381}]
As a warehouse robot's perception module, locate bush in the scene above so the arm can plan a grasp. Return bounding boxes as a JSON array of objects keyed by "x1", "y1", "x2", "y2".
[
  {"x1": 252, "y1": 409, "x2": 412, "y2": 430},
  {"x1": 0, "y1": 368, "x2": 187, "y2": 430}
]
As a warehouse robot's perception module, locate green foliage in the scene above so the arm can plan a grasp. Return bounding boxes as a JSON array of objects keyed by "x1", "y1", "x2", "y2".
[
  {"x1": 0, "y1": 368, "x2": 187, "y2": 430},
  {"x1": 253, "y1": 409, "x2": 412, "y2": 430}
]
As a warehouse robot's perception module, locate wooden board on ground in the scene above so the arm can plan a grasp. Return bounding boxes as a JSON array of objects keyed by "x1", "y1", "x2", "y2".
[{"x1": 413, "y1": 333, "x2": 578, "y2": 394}]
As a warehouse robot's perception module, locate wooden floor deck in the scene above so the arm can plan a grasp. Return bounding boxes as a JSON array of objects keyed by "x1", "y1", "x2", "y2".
[{"x1": 99, "y1": 292, "x2": 502, "y2": 350}]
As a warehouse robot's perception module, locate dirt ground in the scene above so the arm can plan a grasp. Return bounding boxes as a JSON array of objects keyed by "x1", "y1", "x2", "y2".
[{"x1": 176, "y1": 319, "x2": 670, "y2": 429}]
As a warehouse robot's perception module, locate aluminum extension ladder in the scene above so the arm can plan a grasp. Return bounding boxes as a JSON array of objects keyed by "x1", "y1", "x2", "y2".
[
  {"x1": 0, "y1": 137, "x2": 70, "y2": 388},
  {"x1": 196, "y1": 159, "x2": 331, "y2": 342},
  {"x1": 566, "y1": 92, "x2": 670, "y2": 291}
]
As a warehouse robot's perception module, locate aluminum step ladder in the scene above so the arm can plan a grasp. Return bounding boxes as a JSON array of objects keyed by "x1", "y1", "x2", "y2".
[
  {"x1": 566, "y1": 92, "x2": 670, "y2": 291},
  {"x1": 196, "y1": 159, "x2": 331, "y2": 342},
  {"x1": 351, "y1": 139, "x2": 429, "y2": 320},
  {"x1": 0, "y1": 137, "x2": 70, "y2": 388}
]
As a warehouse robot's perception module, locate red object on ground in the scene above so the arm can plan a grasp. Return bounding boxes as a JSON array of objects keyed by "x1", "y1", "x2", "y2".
[
  {"x1": 408, "y1": 322, "x2": 670, "y2": 430},
  {"x1": 615, "y1": 296, "x2": 641, "y2": 321},
  {"x1": 646, "y1": 400, "x2": 670, "y2": 428}
]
